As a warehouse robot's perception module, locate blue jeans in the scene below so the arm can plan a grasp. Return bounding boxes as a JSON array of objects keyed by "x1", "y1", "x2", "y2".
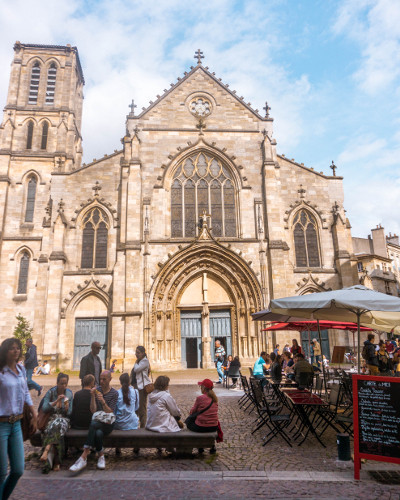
[
  {"x1": 216, "y1": 361, "x2": 224, "y2": 382},
  {"x1": 26, "y1": 368, "x2": 41, "y2": 392},
  {"x1": 0, "y1": 421, "x2": 25, "y2": 500},
  {"x1": 254, "y1": 374, "x2": 267, "y2": 388}
]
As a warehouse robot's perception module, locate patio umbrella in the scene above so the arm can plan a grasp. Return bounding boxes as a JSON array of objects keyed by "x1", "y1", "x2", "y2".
[{"x1": 269, "y1": 285, "x2": 400, "y2": 373}]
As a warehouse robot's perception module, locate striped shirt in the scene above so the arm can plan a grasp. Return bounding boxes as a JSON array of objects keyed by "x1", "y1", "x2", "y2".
[
  {"x1": 215, "y1": 345, "x2": 226, "y2": 361},
  {"x1": 97, "y1": 386, "x2": 118, "y2": 413}
]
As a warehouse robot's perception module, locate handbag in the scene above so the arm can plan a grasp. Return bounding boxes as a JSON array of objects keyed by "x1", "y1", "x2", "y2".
[
  {"x1": 37, "y1": 409, "x2": 51, "y2": 431},
  {"x1": 21, "y1": 402, "x2": 35, "y2": 441},
  {"x1": 143, "y1": 367, "x2": 154, "y2": 394},
  {"x1": 185, "y1": 400, "x2": 213, "y2": 427},
  {"x1": 92, "y1": 411, "x2": 116, "y2": 425}
]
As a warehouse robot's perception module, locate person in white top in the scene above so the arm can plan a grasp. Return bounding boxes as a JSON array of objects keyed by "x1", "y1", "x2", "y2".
[
  {"x1": 130, "y1": 346, "x2": 151, "y2": 428},
  {"x1": 146, "y1": 376, "x2": 182, "y2": 433},
  {"x1": 35, "y1": 360, "x2": 50, "y2": 375}
]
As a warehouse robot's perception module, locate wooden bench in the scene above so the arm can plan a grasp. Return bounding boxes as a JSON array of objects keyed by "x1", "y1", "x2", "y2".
[{"x1": 30, "y1": 428, "x2": 217, "y2": 455}]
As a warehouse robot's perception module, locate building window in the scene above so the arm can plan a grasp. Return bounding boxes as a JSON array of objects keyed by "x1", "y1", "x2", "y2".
[
  {"x1": 45, "y1": 64, "x2": 57, "y2": 104},
  {"x1": 357, "y1": 262, "x2": 364, "y2": 272},
  {"x1": 17, "y1": 252, "x2": 30, "y2": 294},
  {"x1": 41, "y1": 121, "x2": 49, "y2": 150},
  {"x1": 28, "y1": 62, "x2": 41, "y2": 104},
  {"x1": 25, "y1": 176, "x2": 37, "y2": 222},
  {"x1": 81, "y1": 208, "x2": 108, "y2": 268},
  {"x1": 26, "y1": 120, "x2": 34, "y2": 149},
  {"x1": 171, "y1": 152, "x2": 237, "y2": 238},
  {"x1": 293, "y1": 209, "x2": 321, "y2": 267}
]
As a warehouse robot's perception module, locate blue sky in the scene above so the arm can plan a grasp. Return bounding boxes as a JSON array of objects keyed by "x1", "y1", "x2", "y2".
[{"x1": 0, "y1": 0, "x2": 399, "y2": 237}]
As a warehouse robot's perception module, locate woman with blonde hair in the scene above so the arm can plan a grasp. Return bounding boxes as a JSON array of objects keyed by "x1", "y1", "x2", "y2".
[{"x1": 187, "y1": 378, "x2": 219, "y2": 454}]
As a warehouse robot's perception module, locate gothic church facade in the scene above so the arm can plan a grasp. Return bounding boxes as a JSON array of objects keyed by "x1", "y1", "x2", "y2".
[{"x1": 0, "y1": 43, "x2": 358, "y2": 370}]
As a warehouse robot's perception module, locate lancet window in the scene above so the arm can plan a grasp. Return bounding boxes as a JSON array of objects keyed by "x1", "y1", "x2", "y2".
[
  {"x1": 46, "y1": 64, "x2": 57, "y2": 104},
  {"x1": 28, "y1": 62, "x2": 41, "y2": 104},
  {"x1": 171, "y1": 152, "x2": 237, "y2": 238},
  {"x1": 17, "y1": 252, "x2": 30, "y2": 294},
  {"x1": 81, "y1": 208, "x2": 108, "y2": 268},
  {"x1": 293, "y1": 209, "x2": 321, "y2": 267}
]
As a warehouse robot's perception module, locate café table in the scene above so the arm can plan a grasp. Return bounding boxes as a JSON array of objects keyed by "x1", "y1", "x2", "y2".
[{"x1": 282, "y1": 389, "x2": 329, "y2": 447}]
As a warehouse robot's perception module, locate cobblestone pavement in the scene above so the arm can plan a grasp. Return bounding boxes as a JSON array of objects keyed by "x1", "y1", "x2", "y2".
[
  {"x1": 11, "y1": 477, "x2": 400, "y2": 499},
  {"x1": 10, "y1": 372, "x2": 400, "y2": 499}
]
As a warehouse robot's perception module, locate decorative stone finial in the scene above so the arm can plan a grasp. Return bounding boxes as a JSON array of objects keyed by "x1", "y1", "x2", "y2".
[
  {"x1": 298, "y1": 185, "x2": 306, "y2": 199},
  {"x1": 129, "y1": 99, "x2": 137, "y2": 115},
  {"x1": 330, "y1": 161, "x2": 337, "y2": 176},
  {"x1": 263, "y1": 101, "x2": 271, "y2": 118},
  {"x1": 92, "y1": 181, "x2": 101, "y2": 197},
  {"x1": 194, "y1": 49, "x2": 204, "y2": 65}
]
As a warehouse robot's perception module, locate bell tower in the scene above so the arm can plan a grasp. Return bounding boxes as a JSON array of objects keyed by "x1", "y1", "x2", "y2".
[{"x1": 0, "y1": 42, "x2": 85, "y2": 172}]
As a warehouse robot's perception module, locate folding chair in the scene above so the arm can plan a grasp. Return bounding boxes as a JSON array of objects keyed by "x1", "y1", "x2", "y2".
[
  {"x1": 225, "y1": 365, "x2": 241, "y2": 389},
  {"x1": 249, "y1": 378, "x2": 282, "y2": 435}
]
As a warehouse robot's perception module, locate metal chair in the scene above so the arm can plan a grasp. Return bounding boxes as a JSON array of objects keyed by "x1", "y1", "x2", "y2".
[{"x1": 225, "y1": 365, "x2": 241, "y2": 389}]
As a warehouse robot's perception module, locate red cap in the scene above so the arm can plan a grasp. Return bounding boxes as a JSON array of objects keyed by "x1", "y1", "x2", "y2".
[{"x1": 198, "y1": 379, "x2": 214, "y2": 389}]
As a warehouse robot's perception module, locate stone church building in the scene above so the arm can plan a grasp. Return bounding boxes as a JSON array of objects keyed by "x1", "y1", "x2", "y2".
[{"x1": 0, "y1": 43, "x2": 358, "y2": 371}]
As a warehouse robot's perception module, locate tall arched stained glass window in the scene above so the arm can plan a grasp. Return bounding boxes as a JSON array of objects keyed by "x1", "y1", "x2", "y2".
[
  {"x1": 293, "y1": 210, "x2": 321, "y2": 268},
  {"x1": 18, "y1": 252, "x2": 30, "y2": 294},
  {"x1": 25, "y1": 176, "x2": 37, "y2": 222},
  {"x1": 171, "y1": 152, "x2": 237, "y2": 238},
  {"x1": 28, "y1": 62, "x2": 41, "y2": 104},
  {"x1": 81, "y1": 208, "x2": 108, "y2": 268}
]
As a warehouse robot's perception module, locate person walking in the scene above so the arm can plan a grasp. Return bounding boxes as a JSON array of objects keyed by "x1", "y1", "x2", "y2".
[
  {"x1": 214, "y1": 340, "x2": 226, "y2": 384},
  {"x1": 25, "y1": 338, "x2": 42, "y2": 396},
  {"x1": 79, "y1": 341, "x2": 102, "y2": 386},
  {"x1": 0, "y1": 338, "x2": 37, "y2": 499},
  {"x1": 130, "y1": 346, "x2": 151, "y2": 428}
]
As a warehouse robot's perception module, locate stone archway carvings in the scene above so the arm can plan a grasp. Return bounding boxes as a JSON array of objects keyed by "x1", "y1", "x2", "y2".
[
  {"x1": 71, "y1": 197, "x2": 118, "y2": 228},
  {"x1": 61, "y1": 276, "x2": 111, "y2": 318},
  {"x1": 157, "y1": 137, "x2": 249, "y2": 190},
  {"x1": 284, "y1": 200, "x2": 327, "y2": 230},
  {"x1": 150, "y1": 239, "x2": 263, "y2": 322},
  {"x1": 296, "y1": 273, "x2": 332, "y2": 295}
]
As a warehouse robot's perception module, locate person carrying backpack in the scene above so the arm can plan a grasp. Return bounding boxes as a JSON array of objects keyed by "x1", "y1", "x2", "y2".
[{"x1": 362, "y1": 333, "x2": 379, "y2": 375}]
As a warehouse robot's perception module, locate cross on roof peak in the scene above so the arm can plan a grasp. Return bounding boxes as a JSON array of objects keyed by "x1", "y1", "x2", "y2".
[
  {"x1": 330, "y1": 161, "x2": 337, "y2": 176},
  {"x1": 263, "y1": 101, "x2": 271, "y2": 118},
  {"x1": 194, "y1": 49, "x2": 204, "y2": 65},
  {"x1": 129, "y1": 99, "x2": 137, "y2": 115}
]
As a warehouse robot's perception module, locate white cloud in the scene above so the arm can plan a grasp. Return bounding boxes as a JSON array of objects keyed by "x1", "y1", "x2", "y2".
[{"x1": 334, "y1": 0, "x2": 400, "y2": 95}]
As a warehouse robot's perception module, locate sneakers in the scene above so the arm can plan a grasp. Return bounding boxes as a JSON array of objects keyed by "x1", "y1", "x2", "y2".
[
  {"x1": 97, "y1": 455, "x2": 106, "y2": 470},
  {"x1": 69, "y1": 456, "x2": 87, "y2": 472}
]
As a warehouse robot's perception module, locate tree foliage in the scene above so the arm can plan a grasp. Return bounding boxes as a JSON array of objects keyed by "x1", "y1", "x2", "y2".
[{"x1": 13, "y1": 314, "x2": 33, "y2": 356}]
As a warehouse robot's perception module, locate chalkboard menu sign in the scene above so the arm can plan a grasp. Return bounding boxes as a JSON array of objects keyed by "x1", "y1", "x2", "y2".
[{"x1": 353, "y1": 375, "x2": 400, "y2": 480}]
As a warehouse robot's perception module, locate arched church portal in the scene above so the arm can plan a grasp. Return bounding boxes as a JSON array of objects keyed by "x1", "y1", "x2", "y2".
[{"x1": 149, "y1": 241, "x2": 264, "y2": 369}]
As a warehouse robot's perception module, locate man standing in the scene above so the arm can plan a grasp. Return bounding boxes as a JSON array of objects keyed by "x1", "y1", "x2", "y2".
[
  {"x1": 362, "y1": 333, "x2": 379, "y2": 375},
  {"x1": 79, "y1": 341, "x2": 102, "y2": 386},
  {"x1": 214, "y1": 340, "x2": 226, "y2": 384},
  {"x1": 25, "y1": 338, "x2": 42, "y2": 395},
  {"x1": 69, "y1": 370, "x2": 118, "y2": 471},
  {"x1": 312, "y1": 338, "x2": 322, "y2": 365}
]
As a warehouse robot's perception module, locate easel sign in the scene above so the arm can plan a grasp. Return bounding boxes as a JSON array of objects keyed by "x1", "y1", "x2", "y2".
[
  {"x1": 331, "y1": 346, "x2": 346, "y2": 365},
  {"x1": 353, "y1": 374, "x2": 400, "y2": 480}
]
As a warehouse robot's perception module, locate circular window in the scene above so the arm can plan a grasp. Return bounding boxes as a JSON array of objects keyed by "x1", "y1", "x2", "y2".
[{"x1": 189, "y1": 97, "x2": 212, "y2": 117}]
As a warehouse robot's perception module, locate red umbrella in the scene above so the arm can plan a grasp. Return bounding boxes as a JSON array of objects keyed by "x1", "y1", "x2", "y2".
[
  {"x1": 263, "y1": 321, "x2": 373, "y2": 390},
  {"x1": 263, "y1": 320, "x2": 373, "y2": 332}
]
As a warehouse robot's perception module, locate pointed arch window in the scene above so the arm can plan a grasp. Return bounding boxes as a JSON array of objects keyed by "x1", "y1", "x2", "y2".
[
  {"x1": 46, "y1": 64, "x2": 57, "y2": 104},
  {"x1": 171, "y1": 152, "x2": 237, "y2": 238},
  {"x1": 28, "y1": 62, "x2": 41, "y2": 104},
  {"x1": 17, "y1": 252, "x2": 30, "y2": 294},
  {"x1": 26, "y1": 120, "x2": 34, "y2": 150},
  {"x1": 41, "y1": 121, "x2": 49, "y2": 150},
  {"x1": 25, "y1": 176, "x2": 37, "y2": 222},
  {"x1": 293, "y1": 209, "x2": 321, "y2": 268},
  {"x1": 81, "y1": 208, "x2": 109, "y2": 268}
]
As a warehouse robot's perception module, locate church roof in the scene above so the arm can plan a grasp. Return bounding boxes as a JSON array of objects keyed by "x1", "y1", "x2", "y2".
[{"x1": 131, "y1": 50, "x2": 272, "y2": 122}]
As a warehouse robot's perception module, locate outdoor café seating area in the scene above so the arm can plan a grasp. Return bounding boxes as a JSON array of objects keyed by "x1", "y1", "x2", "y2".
[{"x1": 238, "y1": 369, "x2": 354, "y2": 448}]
